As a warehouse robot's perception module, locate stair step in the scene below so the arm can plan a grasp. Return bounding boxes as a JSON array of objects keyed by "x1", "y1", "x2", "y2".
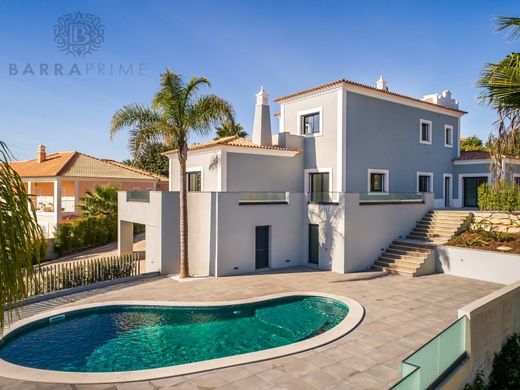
[
  {"x1": 408, "y1": 232, "x2": 453, "y2": 239},
  {"x1": 386, "y1": 248, "x2": 430, "y2": 257},
  {"x1": 389, "y1": 244, "x2": 431, "y2": 253},
  {"x1": 375, "y1": 259, "x2": 421, "y2": 270},
  {"x1": 377, "y1": 256, "x2": 424, "y2": 267},
  {"x1": 381, "y1": 252, "x2": 427, "y2": 262},
  {"x1": 393, "y1": 239, "x2": 436, "y2": 249},
  {"x1": 413, "y1": 226, "x2": 459, "y2": 234}
]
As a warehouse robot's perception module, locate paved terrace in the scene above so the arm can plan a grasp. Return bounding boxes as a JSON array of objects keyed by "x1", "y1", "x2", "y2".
[{"x1": 0, "y1": 268, "x2": 501, "y2": 390}]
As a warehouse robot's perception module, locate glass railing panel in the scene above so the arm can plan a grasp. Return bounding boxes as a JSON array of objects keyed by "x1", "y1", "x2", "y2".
[
  {"x1": 238, "y1": 192, "x2": 288, "y2": 204},
  {"x1": 359, "y1": 192, "x2": 424, "y2": 204},
  {"x1": 306, "y1": 192, "x2": 340, "y2": 204},
  {"x1": 391, "y1": 316, "x2": 467, "y2": 390},
  {"x1": 126, "y1": 191, "x2": 150, "y2": 203},
  {"x1": 392, "y1": 365, "x2": 419, "y2": 390}
]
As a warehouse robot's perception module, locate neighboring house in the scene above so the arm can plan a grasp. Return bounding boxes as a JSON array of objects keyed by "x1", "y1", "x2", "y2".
[
  {"x1": 11, "y1": 145, "x2": 168, "y2": 237},
  {"x1": 117, "y1": 76, "x2": 520, "y2": 276}
]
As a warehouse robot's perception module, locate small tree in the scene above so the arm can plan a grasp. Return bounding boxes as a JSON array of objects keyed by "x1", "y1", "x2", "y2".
[
  {"x1": 214, "y1": 119, "x2": 247, "y2": 139},
  {"x1": 123, "y1": 142, "x2": 169, "y2": 177},
  {"x1": 461, "y1": 135, "x2": 486, "y2": 151},
  {"x1": 0, "y1": 141, "x2": 45, "y2": 328}
]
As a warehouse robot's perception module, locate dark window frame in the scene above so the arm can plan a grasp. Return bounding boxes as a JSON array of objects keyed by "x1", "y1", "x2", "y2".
[
  {"x1": 309, "y1": 172, "x2": 330, "y2": 203},
  {"x1": 302, "y1": 112, "x2": 321, "y2": 135},
  {"x1": 370, "y1": 173, "x2": 386, "y2": 193},
  {"x1": 186, "y1": 171, "x2": 202, "y2": 192},
  {"x1": 418, "y1": 175, "x2": 431, "y2": 192}
]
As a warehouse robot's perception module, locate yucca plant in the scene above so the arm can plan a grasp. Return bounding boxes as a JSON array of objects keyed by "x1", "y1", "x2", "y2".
[
  {"x1": 0, "y1": 141, "x2": 45, "y2": 328},
  {"x1": 78, "y1": 184, "x2": 119, "y2": 216}
]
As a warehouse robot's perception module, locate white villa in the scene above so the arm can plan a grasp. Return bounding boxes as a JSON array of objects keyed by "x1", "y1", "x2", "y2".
[{"x1": 118, "y1": 77, "x2": 520, "y2": 277}]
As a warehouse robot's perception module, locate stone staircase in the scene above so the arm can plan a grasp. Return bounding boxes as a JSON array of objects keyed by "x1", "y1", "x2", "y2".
[{"x1": 372, "y1": 210, "x2": 470, "y2": 276}]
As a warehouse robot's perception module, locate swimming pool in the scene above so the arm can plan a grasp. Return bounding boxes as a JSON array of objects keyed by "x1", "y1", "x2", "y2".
[{"x1": 0, "y1": 293, "x2": 364, "y2": 383}]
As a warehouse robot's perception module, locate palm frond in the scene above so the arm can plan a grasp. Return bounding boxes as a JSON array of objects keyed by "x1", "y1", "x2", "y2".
[
  {"x1": 496, "y1": 16, "x2": 520, "y2": 40},
  {"x1": 478, "y1": 53, "x2": 520, "y2": 109},
  {"x1": 110, "y1": 104, "x2": 162, "y2": 138},
  {"x1": 0, "y1": 141, "x2": 45, "y2": 329},
  {"x1": 188, "y1": 94, "x2": 235, "y2": 136}
]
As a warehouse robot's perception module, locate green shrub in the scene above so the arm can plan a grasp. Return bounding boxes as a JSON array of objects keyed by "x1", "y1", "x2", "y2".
[
  {"x1": 478, "y1": 181, "x2": 520, "y2": 212},
  {"x1": 489, "y1": 333, "x2": 520, "y2": 389},
  {"x1": 464, "y1": 333, "x2": 520, "y2": 390},
  {"x1": 464, "y1": 371, "x2": 487, "y2": 390},
  {"x1": 53, "y1": 215, "x2": 117, "y2": 256}
]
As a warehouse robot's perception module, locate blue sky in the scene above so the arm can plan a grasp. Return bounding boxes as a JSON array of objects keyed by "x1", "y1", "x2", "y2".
[{"x1": 0, "y1": 0, "x2": 519, "y2": 161}]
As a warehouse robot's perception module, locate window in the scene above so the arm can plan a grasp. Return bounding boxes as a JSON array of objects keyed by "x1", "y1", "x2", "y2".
[
  {"x1": 309, "y1": 172, "x2": 329, "y2": 203},
  {"x1": 368, "y1": 169, "x2": 389, "y2": 193},
  {"x1": 418, "y1": 175, "x2": 431, "y2": 192},
  {"x1": 420, "y1": 119, "x2": 432, "y2": 144},
  {"x1": 302, "y1": 112, "x2": 320, "y2": 135},
  {"x1": 515, "y1": 176, "x2": 520, "y2": 187},
  {"x1": 444, "y1": 125, "x2": 453, "y2": 147},
  {"x1": 370, "y1": 173, "x2": 385, "y2": 192},
  {"x1": 186, "y1": 171, "x2": 202, "y2": 191}
]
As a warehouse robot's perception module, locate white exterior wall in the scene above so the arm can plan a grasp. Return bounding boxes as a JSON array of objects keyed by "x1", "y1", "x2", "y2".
[
  {"x1": 307, "y1": 200, "x2": 346, "y2": 272},
  {"x1": 437, "y1": 246, "x2": 520, "y2": 284},
  {"x1": 169, "y1": 151, "x2": 221, "y2": 191},
  {"x1": 118, "y1": 191, "x2": 179, "y2": 274},
  {"x1": 214, "y1": 192, "x2": 306, "y2": 276},
  {"x1": 343, "y1": 192, "x2": 435, "y2": 272},
  {"x1": 281, "y1": 89, "x2": 341, "y2": 192}
]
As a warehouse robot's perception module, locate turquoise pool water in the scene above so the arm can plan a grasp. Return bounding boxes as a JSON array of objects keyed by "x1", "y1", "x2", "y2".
[{"x1": 0, "y1": 296, "x2": 349, "y2": 372}]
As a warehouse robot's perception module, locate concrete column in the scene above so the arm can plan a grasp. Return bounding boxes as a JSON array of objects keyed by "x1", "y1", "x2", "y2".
[
  {"x1": 118, "y1": 220, "x2": 134, "y2": 255},
  {"x1": 53, "y1": 179, "x2": 61, "y2": 224},
  {"x1": 74, "y1": 180, "x2": 79, "y2": 213},
  {"x1": 27, "y1": 180, "x2": 32, "y2": 209}
]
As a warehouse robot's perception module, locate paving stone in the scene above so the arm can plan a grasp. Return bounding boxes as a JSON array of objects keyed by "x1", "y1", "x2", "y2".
[{"x1": 0, "y1": 270, "x2": 500, "y2": 390}]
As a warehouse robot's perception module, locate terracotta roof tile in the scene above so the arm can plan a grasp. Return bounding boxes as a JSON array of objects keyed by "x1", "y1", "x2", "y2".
[
  {"x1": 273, "y1": 79, "x2": 467, "y2": 114},
  {"x1": 10, "y1": 151, "x2": 167, "y2": 181},
  {"x1": 164, "y1": 135, "x2": 300, "y2": 154},
  {"x1": 10, "y1": 152, "x2": 76, "y2": 177},
  {"x1": 456, "y1": 150, "x2": 491, "y2": 160}
]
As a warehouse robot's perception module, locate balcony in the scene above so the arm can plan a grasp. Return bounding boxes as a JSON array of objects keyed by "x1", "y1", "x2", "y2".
[{"x1": 238, "y1": 192, "x2": 289, "y2": 205}]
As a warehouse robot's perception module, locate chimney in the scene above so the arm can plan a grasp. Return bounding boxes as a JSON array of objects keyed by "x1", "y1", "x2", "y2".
[
  {"x1": 376, "y1": 75, "x2": 388, "y2": 91},
  {"x1": 252, "y1": 86, "x2": 272, "y2": 146},
  {"x1": 36, "y1": 144, "x2": 46, "y2": 163}
]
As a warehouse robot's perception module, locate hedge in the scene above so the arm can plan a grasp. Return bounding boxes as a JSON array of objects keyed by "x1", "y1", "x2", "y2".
[
  {"x1": 53, "y1": 215, "x2": 117, "y2": 256},
  {"x1": 478, "y1": 181, "x2": 520, "y2": 212}
]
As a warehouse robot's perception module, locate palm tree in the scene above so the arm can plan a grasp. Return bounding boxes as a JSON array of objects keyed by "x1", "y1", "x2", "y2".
[
  {"x1": 0, "y1": 141, "x2": 45, "y2": 328},
  {"x1": 78, "y1": 184, "x2": 119, "y2": 216},
  {"x1": 214, "y1": 119, "x2": 247, "y2": 139},
  {"x1": 110, "y1": 70, "x2": 234, "y2": 278},
  {"x1": 478, "y1": 17, "x2": 520, "y2": 179}
]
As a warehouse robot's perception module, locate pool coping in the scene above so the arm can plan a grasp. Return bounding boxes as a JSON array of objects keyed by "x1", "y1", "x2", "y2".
[{"x1": 0, "y1": 292, "x2": 364, "y2": 384}]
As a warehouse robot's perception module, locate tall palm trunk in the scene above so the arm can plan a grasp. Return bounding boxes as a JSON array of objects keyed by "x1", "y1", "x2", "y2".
[{"x1": 178, "y1": 144, "x2": 189, "y2": 278}]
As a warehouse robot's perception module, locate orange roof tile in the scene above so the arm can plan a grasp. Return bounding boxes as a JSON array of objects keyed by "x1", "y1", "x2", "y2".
[
  {"x1": 273, "y1": 79, "x2": 467, "y2": 114},
  {"x1": 164, "y1": 135, "x2": 300, "y2": 155},
  {"x1": 10, "y1": 151, "x2": 167, "y2": 181},
  {"x1": 10, "y1": 152, "x2": 76, "y2": 177}
]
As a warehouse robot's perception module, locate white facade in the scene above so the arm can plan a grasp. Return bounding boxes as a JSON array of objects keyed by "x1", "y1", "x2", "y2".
[{"x1": 117, "y1": 77, "x2": 502, "y2": 276}]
